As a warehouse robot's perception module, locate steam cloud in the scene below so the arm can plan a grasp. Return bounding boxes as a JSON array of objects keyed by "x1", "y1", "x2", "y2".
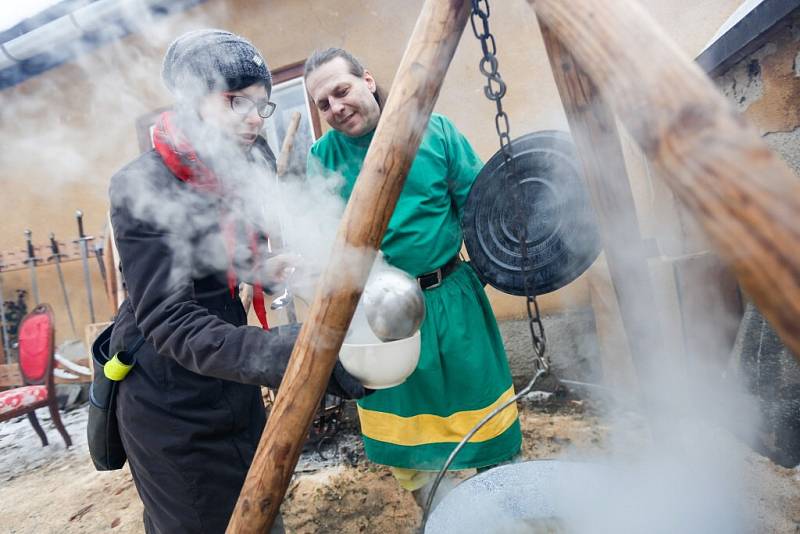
[{"x1": 1, "y1": 4, "x2": 784, "y2": 533}]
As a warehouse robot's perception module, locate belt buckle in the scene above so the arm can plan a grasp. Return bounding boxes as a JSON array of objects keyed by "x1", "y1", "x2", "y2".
[{"x1": 420, "y1": 268, "x2": 443, "y2": 290}]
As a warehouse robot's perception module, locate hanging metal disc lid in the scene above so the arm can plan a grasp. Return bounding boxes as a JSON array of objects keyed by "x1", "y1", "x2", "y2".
[{"x1": 463, "y1": 130, "x2": 601, "y2": 296}]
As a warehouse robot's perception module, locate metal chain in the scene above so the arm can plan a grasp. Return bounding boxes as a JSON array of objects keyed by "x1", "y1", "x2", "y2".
[
  {"x1": 469, "y1": 0, "x2": 513, "y2": 165},
  {"x1": 469, "y1": 0, "x2": 548, "y2": 373},
  {"x1": 421, "y1": 3, "x2": 552, "y2": 528}
]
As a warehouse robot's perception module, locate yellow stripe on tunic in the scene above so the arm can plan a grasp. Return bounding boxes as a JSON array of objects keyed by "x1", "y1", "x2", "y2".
[{"x1": 357, "y1": 385, "x2": 518, "y2": 447}]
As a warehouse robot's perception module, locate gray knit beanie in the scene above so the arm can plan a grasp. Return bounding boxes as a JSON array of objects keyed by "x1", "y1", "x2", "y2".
[{"x1": 161, "y1": 29, "x2": 272, "y2": 101}]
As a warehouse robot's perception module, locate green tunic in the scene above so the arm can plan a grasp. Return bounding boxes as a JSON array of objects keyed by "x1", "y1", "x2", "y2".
[{"x1": 308, "y1": 113, "x2": 521, "y2": 470}]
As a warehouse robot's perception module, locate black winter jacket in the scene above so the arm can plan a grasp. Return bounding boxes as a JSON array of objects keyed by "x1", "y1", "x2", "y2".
[{"x1": 109, "y1": 140, "x2": 294, "y2": 534}]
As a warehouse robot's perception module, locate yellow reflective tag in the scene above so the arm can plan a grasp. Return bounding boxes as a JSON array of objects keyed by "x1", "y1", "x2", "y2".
[{"x1": 103, "y1": 354, "x2": 133, "y2": 381}]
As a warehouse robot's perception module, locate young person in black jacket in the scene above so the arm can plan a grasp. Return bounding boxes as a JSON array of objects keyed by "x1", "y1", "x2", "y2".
[{"x1": 107, "y1": 29, "x2": 364, "y2": 533}]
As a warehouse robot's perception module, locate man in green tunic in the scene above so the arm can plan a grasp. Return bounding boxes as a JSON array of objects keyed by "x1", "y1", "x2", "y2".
[{"x1": 304, "y1": 48, "x2": 521, "y2": 490}]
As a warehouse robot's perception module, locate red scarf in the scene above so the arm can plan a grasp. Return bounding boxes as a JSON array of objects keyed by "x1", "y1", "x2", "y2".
[{"x1": 152, "y1": 111, "x2": 269, "y2": 330}]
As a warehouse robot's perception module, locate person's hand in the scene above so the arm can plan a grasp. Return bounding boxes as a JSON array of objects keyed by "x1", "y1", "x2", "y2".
[
  {"x1": 239, "y1": 282, "x2": 253, "y2": 313},
  {"x1": 263, "y1": 253, "x2": 303, "y2": 287},
  {"x1": 265, "y1": 322, "x2": 372, "y2": 400},
  {"x1": 329, "y1": 361, "x2": 374, "y2": 400}
]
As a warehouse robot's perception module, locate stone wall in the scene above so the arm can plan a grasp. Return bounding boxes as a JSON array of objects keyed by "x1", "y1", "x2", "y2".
[{"x1": 712, "y1": 11, "x2": 800, "y2": 466}]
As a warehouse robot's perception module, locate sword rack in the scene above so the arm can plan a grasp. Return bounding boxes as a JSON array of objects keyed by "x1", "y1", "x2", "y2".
[{"x1": 0, "y1": 240, "x2": 97, "y2": 272}]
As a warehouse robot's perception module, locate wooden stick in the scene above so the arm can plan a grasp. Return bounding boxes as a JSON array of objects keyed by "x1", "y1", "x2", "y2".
[
  {"x1": 105, "y1": 211, "x2": 125, "y2": 312},
  {"x1": 530, "y1": 0, "x2": 800, "y2": 359},
  {"x1": 538, "y1": 25, "x2": 665, "y2": 387},
  {"x1": 103, "y1": 230, "x2": 118, "y2": 312},
  {"x1": 264, "y1": 111, "x2": 303, "y2": 316},
  {"x1": 226, "y1": 1, "x2": 471, "y2": 531},
  {"x1": 275, "y1": 111, "x2": 302, "y2": 177}
]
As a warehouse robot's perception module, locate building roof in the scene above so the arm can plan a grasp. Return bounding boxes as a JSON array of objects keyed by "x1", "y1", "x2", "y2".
[
  {"x1": 697, "y1": 0, "x2": 800, "y2": 75},
  {"x1": 0, "y1": 1, "x2": 66, "y2": 34},
  {"x1": 0, "y1": 0, "x2": 205, "y2": 91}
]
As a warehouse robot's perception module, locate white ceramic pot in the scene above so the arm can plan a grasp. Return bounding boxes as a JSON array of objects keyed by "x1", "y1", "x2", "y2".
[{"x1": 339, "y1": 331, "x2": 421, "y2": 390}]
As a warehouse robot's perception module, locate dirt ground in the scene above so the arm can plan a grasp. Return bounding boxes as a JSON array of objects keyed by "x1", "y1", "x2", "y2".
[{"x1": 0, "y1": 399, "x2": 798, "y2": 533}]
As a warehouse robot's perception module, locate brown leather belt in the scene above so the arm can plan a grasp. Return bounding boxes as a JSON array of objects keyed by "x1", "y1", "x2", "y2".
[{"x1": 417, "y1": 255, "x2": 460, "y2": 290}]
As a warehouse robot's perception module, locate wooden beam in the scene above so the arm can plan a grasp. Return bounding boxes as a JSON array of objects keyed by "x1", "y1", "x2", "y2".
[
  {"x1": 0, "y1": 364, "x2": 22, "y2": 387},
  {"x1": 226, "y1": 1, "x2": 471, "y2": 532},
  {"x1": 530, "y1": 0, "x2": 800, "y2": 360},
  {"x1": 539, "y1": 24, "x2": 665, "y2": 386},
  {"x1": 0, "y1": 362, "x2": 92, "y2": 387}
]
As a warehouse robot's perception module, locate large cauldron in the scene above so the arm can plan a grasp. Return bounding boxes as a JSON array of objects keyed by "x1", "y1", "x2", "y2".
[{"x1": 425, "y1": 460, "x2": 605, "y2": 533}]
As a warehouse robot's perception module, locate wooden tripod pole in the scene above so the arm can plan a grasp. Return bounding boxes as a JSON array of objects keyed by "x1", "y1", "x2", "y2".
[
  {"x1": 530, "y1": 0, "x2": 800, "y2": 359},
  {"x1": 539, "y1": 24, "x2": 665, "y2": 388},
  {"x1": 226, "y1": 1, "x2": 471, "y2": 531}
]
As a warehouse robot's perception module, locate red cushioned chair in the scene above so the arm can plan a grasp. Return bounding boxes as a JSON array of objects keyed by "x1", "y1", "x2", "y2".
[{"x1": 0, "y1": 303, "x2": 72, "y2": 447}]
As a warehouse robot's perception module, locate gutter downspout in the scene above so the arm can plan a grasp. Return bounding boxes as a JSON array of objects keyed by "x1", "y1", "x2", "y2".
[{"x1": 0, "y1": 0, "x2": 180, "y2": 71}]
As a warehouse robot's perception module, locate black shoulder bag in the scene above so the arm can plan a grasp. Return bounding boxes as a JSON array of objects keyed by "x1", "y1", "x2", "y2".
[{"x1": 87, "y1": 324, "x2": 144, "y2": 471}]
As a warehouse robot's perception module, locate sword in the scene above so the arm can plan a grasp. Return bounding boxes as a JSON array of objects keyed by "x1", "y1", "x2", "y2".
[
  {"x1": 0, "y1": 261, "x2": 11, "y2": 359},
  {"x1": 49, "y1": 233, "x2": 78, "y2": 338},
  {"x1": 75, "y1": 210, "x2": 96, "y2": 323},
  {"x1": 24, "y1": 229, "x2": 41, "y2": 305}
]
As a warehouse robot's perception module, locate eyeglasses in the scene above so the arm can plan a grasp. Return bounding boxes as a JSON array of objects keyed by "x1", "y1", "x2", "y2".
[{"x1": 226, "y1": 94, "x2": 276, "y2": 119}]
